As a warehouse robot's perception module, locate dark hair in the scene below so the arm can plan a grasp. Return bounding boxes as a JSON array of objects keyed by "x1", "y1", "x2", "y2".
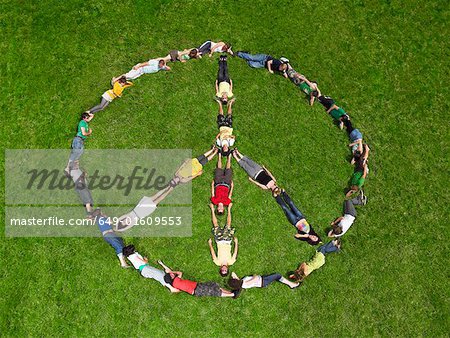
[
  {"x1": 332, "y1": 225, "x2": 343, "y2": 235},
  {"x1": 118, "y1": 76, "x2": 127, "y2": 84},
  {"x1": 290, "y1": 269, "x2": 306, "y2": 283},
  {"x1": 217, "y1": 210, "x2": 224, "y2": 216},
  {"x1": 158, "y1": 59, "x2": 165, "y2": 65},
  {"x1": 81, "y1": 112, "x2": 91, "y2": 120},
  {"x1": 189, "y1": 49, "x2": 198, "y2": 58},
  {"x1": 228, "y1": 277, "x2": 243, "y2": 290},
  {"x1": 164, "y1": 273, "x2": 174, "y2": 285},
  {"x1": 223, "y1": 43, "x2": 231, "y2": 50},
  {"x1": 122, "y1": 244, "x2": 135, "y2": 257},
  {"x1": 219, "y1": 266, "x2": 229, "y2": 277}
]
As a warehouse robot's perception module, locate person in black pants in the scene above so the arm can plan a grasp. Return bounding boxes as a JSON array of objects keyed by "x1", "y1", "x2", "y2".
[
  {"x1": 274, "y1": 189, "x2": 322, "y2": 245},
  {"x1": 215, "y1": 55, "x2": 234, "y2": 105}
]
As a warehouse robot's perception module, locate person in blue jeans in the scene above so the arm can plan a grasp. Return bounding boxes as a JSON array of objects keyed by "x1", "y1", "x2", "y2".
[
  {"x1": 235, "y1": 51, "x2": 288, "y2": 77},
  {"x1": 65, "y1": 112, "x2": 93, "y2": 176},
  {"x1": 274, "y1": 189, "x2": 322, "y2": 245},
  {"x1": 90, "y1": 209, "x2": 129, "y2": 268}
]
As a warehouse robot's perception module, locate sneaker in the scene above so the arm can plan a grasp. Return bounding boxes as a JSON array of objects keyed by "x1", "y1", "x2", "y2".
[
  {"x1": 362, "y1": 195, "x2": 368, "y2": 206},
  {"x1": 232, "y1": 289, "x2": 242, "y2": 299},
  {"x1": 339, "y1": 121, "x2": 344, "y2": 130}
]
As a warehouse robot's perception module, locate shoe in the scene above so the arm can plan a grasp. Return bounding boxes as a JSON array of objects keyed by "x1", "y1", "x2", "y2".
[
  {"x1": 339, "y1": 121, "x2": 344, "y2": 130},
  {"x1": 362, "y1": 195, "x2": 368, "y2": 206}
]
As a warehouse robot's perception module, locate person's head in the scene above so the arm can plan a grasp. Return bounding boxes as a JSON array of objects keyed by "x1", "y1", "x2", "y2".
[
  {"x1": 219, "y1": 265, "x2": 229, "y2": 277},
  {"x1": 122, "y1": 244, "x2": 136, "y2": 257},
  {"x1": 279, "y1": 63, "x2": 288, "y2": 72},
  {"x1": 163, "y1": 272, "x2": 176, "y2": 284},
  {"x1": 223, "y1": 42, "x2": 231, "y2": 51},
  {"x1": 307, "y1": 234, "x2": 321, "y2": 246},
  {"x1": 353, "y1": 150, "x2": 362, "y2": 160},
  {"x1": 228, "y1": 276, "x2": 243, "y2": 291},
  {"x1": 118, "y1": 76, "x2": 127, "y2": 84},
  {"x1": 221, "y1": 93, "x2": 228, "y2": 105},
  {"x1": 217, "y1": 203, "x2": 225, "y2": 215},
  {"x1": 158, "y1": 59, "x2": 166, "y2": 67},
  {"x1": 222, "y1": 143, "x2": 229, "y2": 153},
  {"x1": 189, "y1": 49, "x2": 198, "y2": 58},
  {"x1": 81, "y1": 112, "x2": 91, "y2": 121},
  {"x1": 331, "y1": 224, "x2": 343, "y2": 236},
  {"x1": 289, "y1": 264, "x2": 307, "y2": 283}
]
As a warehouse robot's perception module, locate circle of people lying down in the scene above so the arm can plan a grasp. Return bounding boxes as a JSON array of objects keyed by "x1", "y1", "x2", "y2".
[{"x1": 65, "y1": 40, "x2": 370, "y2": 299}]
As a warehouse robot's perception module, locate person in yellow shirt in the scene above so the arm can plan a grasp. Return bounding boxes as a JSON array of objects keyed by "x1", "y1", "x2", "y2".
[
  {"x1": 208, "y1": 202, "x2": 238, "y2": 277},
  {"x1": 289, "y1": 239, "x2": 341, "y2": 284},
  {"x1": 87, "y1": 76, "x2": 133, "y2": 114},
  {"x1": 215, "y1": 55, "x2": 233, "y2": 105},
  {"x1": 175, "y1": 146, "x2": 218, "y2": 182}
]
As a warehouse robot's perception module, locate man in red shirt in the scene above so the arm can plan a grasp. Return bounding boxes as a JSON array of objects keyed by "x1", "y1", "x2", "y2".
[
  {"x1": 211, "y1": 152, "x2": 233, "y2": 215},
  {"x1": 159, "y1": 261, "x2": 236, "y2": 298}
]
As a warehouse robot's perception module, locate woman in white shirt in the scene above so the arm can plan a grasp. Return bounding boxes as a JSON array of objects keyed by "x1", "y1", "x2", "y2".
[{"x1": 328, "y1": 194, "x2": 366, "y2": 237}]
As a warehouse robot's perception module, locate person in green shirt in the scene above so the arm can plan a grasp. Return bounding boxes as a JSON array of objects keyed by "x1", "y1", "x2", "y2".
[
  {"x1": 289, "y1": 239, "x2": 341, "y2": 284},
  {"x1": 65, "y1": 112, "x2": 92, "y2": 176}
]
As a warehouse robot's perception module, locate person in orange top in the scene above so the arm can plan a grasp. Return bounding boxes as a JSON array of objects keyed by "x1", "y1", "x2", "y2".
[{"x1": 87, "y1": 76, "x2": 133, "y2": 114}]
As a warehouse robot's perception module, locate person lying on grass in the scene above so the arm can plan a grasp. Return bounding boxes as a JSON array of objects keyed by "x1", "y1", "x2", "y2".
[
  {"x1": 346, "y1": 146, "x2": 370, "y2": 198},
  {"x1": 211, "y1": 152, "x2": 234, "y2": 215},
  {"x1": 175, "y1": 145, "x2": 218, "y2": 182},
  {"x1": 198, "y1": 40, "x2": 233, "y2": 57},
  {"x1": 159, "y1": 260, "x2": 237, "y2": 298},
  {"x1": 209, "y1": 202, "x2": 238, "y2": 277},
  {"x1": 215, "y1": 55, "x2": 234, "y2": 105},
  {"x1": 227, "y1": 272, "x2": 299, "y2": 296},
  {"x1": 215, "y1": 98, "x2": 236, "y2": 155},
  {"x1": 89, "y1": 209, "x2": 129, "y2": 268},
  {"x1": 235, "y1": 50, "x2": 288, "y2": 78},
  {"x1": 163, "y1": 48, "x2": 200, "y2": 63},
  {"x1": 289, "y1": 239, "x2": 341, "y2": 284},
  {"x1": 232, "y1": 148, "x2": 279, "y2": 193},
  {"x1": 87, "y1": 76, "x2": 133, "y2": 114},
  {"x1": 115, "y1": 176, "x2": 181, "y2": 232},
  {"x1": 327, "y1": 194, "x2": 366, "y2": 238},
  {"x1": 286, "y1": 64, "x2": 319, "y2": 105},
  {"x1": 65, "y1": 112, "x2": 93, "y2": 175},
  {"x1": 122, "y1": 245, "x2": 180, "y2": 292},
  {"x1": 274, "y1": 189, "x2": 322, "y2": 246},
  {"x1": 314, "y1": 88, "x2": 351, "y2": 129},
  {"x1": 120, "y1": 58, "x2": 171, "y2": 80}
]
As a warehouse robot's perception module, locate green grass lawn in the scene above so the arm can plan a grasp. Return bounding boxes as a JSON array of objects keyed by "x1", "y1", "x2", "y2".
[{"x1": 1, "y1": 0, "x2": 449, "y2": 336}]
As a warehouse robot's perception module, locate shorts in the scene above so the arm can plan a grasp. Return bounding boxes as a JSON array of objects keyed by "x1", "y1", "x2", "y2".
[
  {"x1": 178, "y1": 158, "x2": 203, "y2": 179},
  {"x1": 101, "y1": 91, "x2": 114, "y2": 102},
  {"x1": 350, "y1": 171, "x2": 365, "y2": 188},
  {"x1": 350, "y1": 129, "x2": 363, "y2": 142},
  {"x1": 255, "y1": 170, "x2": 272, "y2": 186},
  {"x1": 194, "y1": 282, "x2": 222, "y2": 297},
  {"x1": 214, "y1": 168, "x2": 233, "y2": 185},
  {"x1": 169, "y1": 50, "x2": 179, "y2": 62},
  {"x1": 238, "y1": 156, "x2": 263, "y2": 179},
  {"x1": 212, "y1": 226, "x2": 235, "y2": 241},
  {"x1": 140, "y1": 265, "x2": 170, "y2": 287},
  {"x1": 217, "y1": 114, "x2": 233, "y2": 128},
  {"x1": 196, "y1": 154, "x2": 209, "y2": 166}
]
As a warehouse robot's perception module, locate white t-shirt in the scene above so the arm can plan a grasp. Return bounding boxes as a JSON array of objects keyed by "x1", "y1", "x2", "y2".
[
  {"x1": 127, "y1": 252, "x2": 147, "y2": 270},
  {"x1": 335, "y1": 214, "x2": 355, "y2": 237},
  {"x1": 242, "y1": 275, "x2": 262, "y2": 289}
]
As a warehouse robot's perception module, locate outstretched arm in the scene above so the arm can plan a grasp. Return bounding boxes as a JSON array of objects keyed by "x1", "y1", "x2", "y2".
[
  {"x1": 230, "y1": 79, "x2": 233, "y2": 92},
  {"x1": 232, "y1": 237, "x2": 238, "y2": 260},
  {"x1": 210, "y1": 203, "x2": 219, "y2": 227},
  {"x1": 330, "y1": 217, "x2": 343, "y2": 226},
  {"x1": 228, "y1": 181, "x2": 234, "y2": 198},
  {"x1": 208, "y1": 238, "x2": 217, "y2": 261},
  {"x1": 215, "y1": 80, "x2": 219, "y2": 94},
  {"x1": 266, "y1": 60, "x2": 274, "y2": 73},
  {"x1": 226, "y1": 203, "x2": 232, "y2": 227},
  {"x1": 211, "y1": 180, "x2": 215, "y2": 197}
]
